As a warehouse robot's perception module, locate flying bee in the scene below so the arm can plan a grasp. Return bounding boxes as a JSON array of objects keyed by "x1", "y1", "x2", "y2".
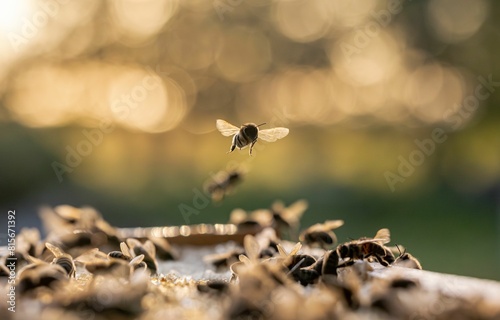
[
  {"x1": 204, "y1": 168, "x2": 245, "y2": 202},
  {"x1": 299, "y1": 220, "x2": 344, "y2": 249},
  {"x1": 393, "y1": 246, "x2": 422, "y2": 270},
  {"x1": 216, "y1": 119, "x2": 289, "y2": 155},
  {"x1": 337, "y1": 228, "x2": 395, "y2": 267}
]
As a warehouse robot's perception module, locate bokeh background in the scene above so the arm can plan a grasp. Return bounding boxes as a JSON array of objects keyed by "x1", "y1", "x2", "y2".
[{"x1": 0, "y1": 0, "x2": 499, "y2": 280}]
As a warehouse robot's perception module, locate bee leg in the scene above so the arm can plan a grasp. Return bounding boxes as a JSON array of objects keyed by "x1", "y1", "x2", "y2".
[
  {"x1": 337, "y1": 259, "x2": 356, "y2": 269},
  {"x1": 249, "y1": 140, "x2": 257, "y2": 156},
  {"x1": 374, "y1": 255, "x2": 390, "y2": 267}
]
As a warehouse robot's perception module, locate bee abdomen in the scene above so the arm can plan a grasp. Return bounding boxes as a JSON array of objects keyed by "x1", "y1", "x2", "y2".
[{"x1": 53, "y1": 256, "x2": 75, "y2": 277}]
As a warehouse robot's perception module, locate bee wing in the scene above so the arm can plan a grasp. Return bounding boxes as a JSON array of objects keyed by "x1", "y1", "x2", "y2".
[
  {"x1": 250, "y1": 209, "x2": 273, "y2": 226},
  {"x1": 271, "y1": 200, "x2": 285, "y2": 212},
  {"x1": 373, "y1": 228, "x2": 390, "y2": 244},
  {"x1": 143, "y1": 240, "x2": 156, "y2": 257},
  {"x1": 356, "y1": 238, "x2": 386, "y2": 245},
  {"x1": 130, "y1": 254, "x2": 144, "y2": 266},
  {"x1": 258, "y1": 127, "x2": 289, "y2": 142},
  {"x1": 289, "y1": 242, "x2": 302, "y2": 256},
  {"x1": 324, "y1": 220, "x2": 344, "y2": 230},
  {"x1": 45, "y1": 242, "x2": 64, "y2": 258},
  {"x1": 243, "y1": 235, "x2": 260, "y2": 261},
  {"x1": 120, "y1": 242, "x2": 132, "y2": 257},
  {"x1": 216, "y1": 119, "x2": 240, "y2": 137},
  {"x1": 239, "y1": 254, "x2": 252, "y2": 265},
  {"x1": 277, "y1": 243, "x2": 288, "y2": 257},
  {"x1": 282, "y1": 199, "x2": 308, "y2": 221},
  {"x1": 229, "y1": 208, "x2": 248, "y2": 224}
]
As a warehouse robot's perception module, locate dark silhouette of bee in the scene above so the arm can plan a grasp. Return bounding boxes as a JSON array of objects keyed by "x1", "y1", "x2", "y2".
[
  {"x1": 107, "y1": 250, "x2": 130, "y2": 261},
  {"x1": 204, "y1": 169, "x2": 244, "y2": 202},
  {"x1": 393, "y1": 246, "x2": 422, "y2": 270},
  {"x1": 337, "y1": 228, "x2": 395, "y2": 267},
  {"x1": 148, "y1": 236, "x2": 178, "y2": 261},
  {"x1": 229, "y1": 200, "x2": 307, "y2": 236},
  {"x1": 84, "y1": 258, "x2": 131, "y2": 278},
  {"x1": 45, "y1": 242, "x2": 76, "y2": 277},
  {"x1": 216, "y1": 119, "x2": 289, "y2": 155},
  {"x1": 204, "y1": 248, "x2": 245, "y2": 270},
  {"x1": 197, "y1": 280, "x2": 229, "y2": 295},
  {"x1": 276, "y1": 243, "x2": 316, "y2": 285},
  {"x1": 108, "y1": 242, "x2": 134, "y2": 261},
  {"x1": 229, "y1": 208, "x2": 267, "y2": 229},
  {"x1": 269, "y1": 199, "x2": 307, "y2": 236},
  {"x1": 370, "y1": 277, "x2": 420, "y2": 316},
  {"x1": 322, "y1": 273, "x2": 362, "y2": 310},
  {"x1": 17, "y1": 262, "x2": 67, "y2": 295},
  {"x1": 299, "y1": 220, "x2": 344, "y2": 249},
  {"x1": 243, "y1": 200, "x2": 308, "y2": 239},
  {"x1": 390, "y1": 278, "x2": 419, "y2": 289},
  {"x1": 126, "y1": 239, "x2": 158, "y2": 273},
  {"x1": 297, "y1": 249, "x2": 340, "y2": 285}
]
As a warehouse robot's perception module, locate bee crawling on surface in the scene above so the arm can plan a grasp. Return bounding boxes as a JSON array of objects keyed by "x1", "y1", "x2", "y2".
[
  {"x1": 337, "y1": 228, "x2": 395, "y2": 267},
  {"x1": 204, "y1": 168, "x2": 245, "y2": 202},
  {"x1": 45, "y1": 242, "x2": 76, "y2": 278},
  {"x1": 216, "y1": 119, "x2": 289, "y2": 155}
]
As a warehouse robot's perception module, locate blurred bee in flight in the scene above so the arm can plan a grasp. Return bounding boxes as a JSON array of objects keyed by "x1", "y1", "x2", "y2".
[
  {"x1": 204, "y1": 168, "x2": 245, "y2": 202},
  {"x1": 216, "y1": 119, "x2": 289, "y2": 155}
]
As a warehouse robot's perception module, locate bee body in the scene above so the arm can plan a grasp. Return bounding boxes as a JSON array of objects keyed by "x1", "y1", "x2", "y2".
[
  {"x1": 216, "y1": 119, "x2": 289, "y2": 155},
  {"x1": 338, "y1": 241, "x2": 395, "y2": 267}
]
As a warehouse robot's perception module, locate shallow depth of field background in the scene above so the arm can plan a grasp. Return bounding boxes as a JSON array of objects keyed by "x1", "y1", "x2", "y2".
[{"x1": 0, "y1": 0, "x2": 499, "y2": 280}]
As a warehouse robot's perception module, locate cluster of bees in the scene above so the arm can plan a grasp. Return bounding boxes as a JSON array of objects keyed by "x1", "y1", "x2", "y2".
[{"x1": 1, "y1": 202, "x2": 498, "y2": 319}]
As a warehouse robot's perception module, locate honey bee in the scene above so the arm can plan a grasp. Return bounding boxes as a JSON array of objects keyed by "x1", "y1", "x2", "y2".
[
  {"x1": 204, "y1": 169, "x2": 245, "y2": 202},
  {"x1": 276, "y1": 242, "x2": 316, "y2": 285},
  {"x1": 299, "y1": 220, "x2": 344, "y2": 249},
  {"x1": 147, "y1": 236, "x2": 178, "y2": 261},
  {"x1": 17, "y1": 259, "x2": 68, "y2": 295},
  {"x1": 216, "y1": 119, "x2": 289, "y2": 155},
  {"x1": 337, "y1": 228, "x2": 395, "y2": 267},
  {"x1": 297, "y1": 249, "x2": 340, "y2": 285},
  {"x1": 247, "y1": 200, "x2": 308, "y2": 239},
  {"x1": 197, "y1": 280, "x2": 229, "y2": 295},
  {"x1": 126, "y1": 239, "x2": 158, "y2": 273},
  {"x1": 204, "y1": 249, "x2": 245, "y2": 270},
  {"x1": 45, "y1": 242, "x2": 76, "y2": 277}
]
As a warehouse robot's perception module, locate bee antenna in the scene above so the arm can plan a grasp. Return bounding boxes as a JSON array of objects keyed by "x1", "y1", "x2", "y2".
[
  {"x1": 287, "y1": 257, "x2": 306, "y2": 276},
  {"x1": 257, "y1": 122, "x2": 266, "y2": 127},
  {"x1": 395, "y1": 244, "x2": 405, "y2": 256}
]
